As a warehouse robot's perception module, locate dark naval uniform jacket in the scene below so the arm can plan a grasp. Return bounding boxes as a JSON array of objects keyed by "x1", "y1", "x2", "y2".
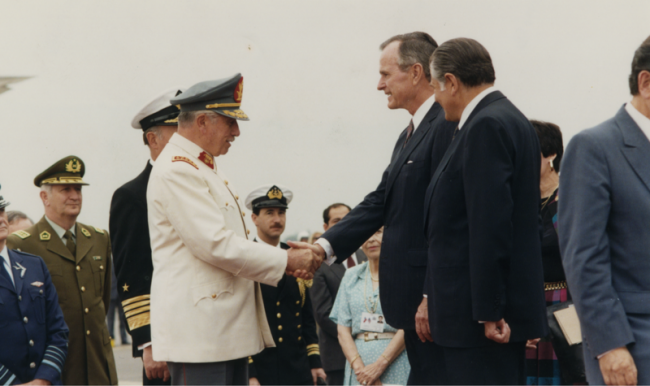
[
  {"x1": 249, "y1": 241, "x2": 322, "y2": 385},
  {"x1": 109, "y1": 161, "x2": 155, "y2": 357},
  {"x1": 0, "y1": 249, "x2": 68, "y2": 385},
  {"x1": 7, "y1": 217, "x2": 118, "y2": 385}
]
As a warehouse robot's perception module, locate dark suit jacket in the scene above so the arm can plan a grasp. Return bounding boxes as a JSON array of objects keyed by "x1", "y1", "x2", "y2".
[
  {"x1": 423, "y1": 91, "x2": 548, "y2": 348},
  {"x1": 559, "y1": 106, "x2": 650, "y2": 378},
  {"x1": 321, "y1": 102, "x2": 456, "y2": 329},
  {"x1": 311, "y1": 250, "x2": 367, "y2": 372},
  {"x1": 109, "y1": 162, "x2": 153, "y2": 357},
  {"x1": 0, "y1": 249, "x2": 68, "y2": 385},
  {"x1": 250, "y1": 242, "x2": 322, "y2": 385}
]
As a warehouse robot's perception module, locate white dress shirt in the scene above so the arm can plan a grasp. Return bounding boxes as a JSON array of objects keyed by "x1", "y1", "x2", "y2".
[
  {"x1": 1, "y1": 245, "x2": 14, "y2": 286},
  {"x1": 254, "y1": 236, "x2": 281, "y2": 248},
  {"x1": 44, "y1": 215, "x2": 76, "y2": 244},
  {"x1": 625, "y1": 101, "x2": 650, "y2": 142},
  {"x1": 458, "y1": 86, "x2": 498, "y2": 130},
  {"x1": 317, "y1": 94, "x2": 436, "y2": 265}
]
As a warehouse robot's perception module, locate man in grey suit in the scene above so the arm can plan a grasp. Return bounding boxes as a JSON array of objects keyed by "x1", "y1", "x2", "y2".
[
  {"x1": 559, "y1": 35, "x2": 650, "y2": 386},
  {"x1": 311, "y1": 203, "x2": 367, "y2": 386}
]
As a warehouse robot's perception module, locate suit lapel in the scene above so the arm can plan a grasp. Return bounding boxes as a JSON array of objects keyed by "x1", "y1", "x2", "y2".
[
  {"x1": 75, "y1": 224, "x2": 93, "y2": 263},
  {"x1": 385, "y1": 103, "x2": 442, "y2": 198},
  {"x1": 618, "y1": 106, "x2": 650, "y2": 194},
  {"x1": 38, "y1": 217, "x2": 75, "y2": 263},
  {"x1": 423, "y1": 91, "x2": 505, "y2": 227},
  {"x1": 9, "y1": 250, "x2": 25, "y2": 295}
]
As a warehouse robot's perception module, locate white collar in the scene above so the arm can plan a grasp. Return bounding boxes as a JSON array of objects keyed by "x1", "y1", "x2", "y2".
[
  {"x1": 458, "y1": 86, "x2": 498, "y2": 130},
  {"x1": 45, "y1": 216, "x2": 75, "y2": 241},
  {"x1": 254, "y1": 236, "x2": 281, "y2": 248},
  {"x1": 0, "y1": 245, "x2": 10, "y2": 267},
  {"x1": 149, "y1": 158, "x2": 155, "y2": 166},
  {"x1": 411, "y1": 94, "x2": 436, "y2": 133},
  {"x1": 625, "y1": 102, "x2": 650, "y2": 143}
]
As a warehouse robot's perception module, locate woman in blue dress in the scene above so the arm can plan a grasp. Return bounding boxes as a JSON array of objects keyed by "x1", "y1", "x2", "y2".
[{"x1": 330, "y1": 227, "x2": 410, "y2": 386}]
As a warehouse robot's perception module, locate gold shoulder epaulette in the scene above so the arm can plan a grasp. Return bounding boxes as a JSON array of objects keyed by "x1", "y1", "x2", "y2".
[
  {"x1": 12, "y1": 230, "x2": 31, "y2": 239},
  {"x1": 81, "y1": 228, "x2": 92, "y2": 238},
  {"x1": 92, "y1": 226, "x2": 105, "y2": 235},
  {"x1": 172, "y1": 156, "x2": 199, "y2": 169}
]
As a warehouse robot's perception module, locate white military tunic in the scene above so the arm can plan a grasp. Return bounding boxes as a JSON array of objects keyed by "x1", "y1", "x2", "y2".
[{"x1": 147, "y1": 133, "x2": 288, "y2": 363}]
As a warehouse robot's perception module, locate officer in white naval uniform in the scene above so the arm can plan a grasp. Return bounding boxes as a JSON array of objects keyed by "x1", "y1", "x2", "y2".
[{"x1": 147, "y1": 74, "x2": 318, "y2": 385}]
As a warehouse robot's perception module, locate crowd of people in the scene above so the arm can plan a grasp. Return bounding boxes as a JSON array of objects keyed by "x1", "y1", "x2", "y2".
[{"x1": 0, "y1": 31, "x2": 649, "y2": 386}]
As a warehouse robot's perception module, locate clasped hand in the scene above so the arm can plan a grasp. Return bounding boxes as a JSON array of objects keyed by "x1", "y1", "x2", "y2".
[{"x1": 285, "y1": 241, "x2": 325, "y2": 279}]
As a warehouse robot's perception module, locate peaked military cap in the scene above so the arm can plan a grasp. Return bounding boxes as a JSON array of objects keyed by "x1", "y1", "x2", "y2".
[
  {"x1": 34, "y1": 156, "x2": 88, "y2": 187},
  {"x1": 131, "y1": 88, "x2": 185, "y2": 131},
  {"x1": 245, "y1": 185, "x2": 293, "y2": 211},
  {"x1": 170, "y1": 73, "x2": 249, "y2": 121},
  {"x1": 0, "y1": 183, "x2": 10, "y2": 209}
]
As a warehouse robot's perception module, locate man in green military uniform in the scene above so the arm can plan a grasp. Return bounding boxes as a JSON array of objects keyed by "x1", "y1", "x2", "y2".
[{"x1": 7, "y1": 155, "x2": 118, "y2": 385}]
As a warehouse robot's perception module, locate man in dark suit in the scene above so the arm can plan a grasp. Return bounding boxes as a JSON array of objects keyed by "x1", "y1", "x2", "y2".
[
  {"x1": 294, "y1": 32, "x2": 456, "y2": 385},
  {"x1": 311, "y1": 203, "x2": 367, "y2": 386},
  {"x1": 109, "y1": 88, "x2": 183, "y2": 385},
  {"x1": 423, "y1": 38, "x2": 547, "y2": 384},
  {"x1": 245, "y1": 185, "x2": 326, "y2": 385},
  {"x1": 559, "y1": 36, "x2": 650, "y2": 386}
]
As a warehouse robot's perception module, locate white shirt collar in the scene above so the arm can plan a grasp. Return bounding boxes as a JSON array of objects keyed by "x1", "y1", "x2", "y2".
[
  {"x1": 0, "y1": 245, "x2": 14, "y2": 284},
  {"x1": 625, "y1": 102, "x2": 650, "y2": 142},
  {"x1": 45, "y1": 215, "x2": 75, "y2": 241},
  {"x1": 149, "y1": 158, "x2": 155, "y2": 166},
  {"x1": 411, "y1": 94, "x2": 436, "y2": 134},
  {"x1": 254, "y1": 236, "x2": 281, "y2": 248},
  {"x1": 458, "y1": 86, "x2": 498, "y2": 130}
]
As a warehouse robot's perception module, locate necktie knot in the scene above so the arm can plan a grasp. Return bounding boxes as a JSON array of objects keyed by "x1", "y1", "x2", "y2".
[{"x1": 64, "y1": 231, "x2": 76, "y2": 257}]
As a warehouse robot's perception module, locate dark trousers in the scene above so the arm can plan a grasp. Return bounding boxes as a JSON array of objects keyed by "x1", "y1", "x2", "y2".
[
  {"x1": 143, "y1": 367, "x2": 172, "y2": 385},
  {"x1": 438, "y1": 341, "x2": 526, "y2": 385},
  {"x1": 168, "y1": 359, "x2": 248, "y2": 385},
  {"x1": 403, "y1": 329, "x2": 446, "y2": 385},
  {"x1": 107, "y1": 298, "x2": 129, "y2": 343},
  {"x1": 325, "y1": 369, "x2": 344, "y2": 386}
]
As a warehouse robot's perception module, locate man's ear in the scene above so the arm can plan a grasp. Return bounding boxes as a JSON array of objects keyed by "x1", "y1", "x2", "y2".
[
  {"x1": 146, "y1": 131, "x2": 158, "y2": 147},
  {"x1": 322, "y1": 223, "x2": 329, "y2": 231},
  {"x1": 445, "y1": 73, "x2": 459, "y2": 96},
  {"x1": 251, "y1": 213, "x2": 259, "y2": 226},
  {"x1": 411, "y1": 63, "x2": 424, "y2": 85},
  {"x1": 638, "y1": 70, "x2": 650, "y2": 99},
  {"x1": 39, "y1": 190, "x2": 49, "y2": 206}
]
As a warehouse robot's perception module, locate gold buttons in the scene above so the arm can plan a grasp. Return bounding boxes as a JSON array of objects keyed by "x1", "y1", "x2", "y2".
[
  {"x1": 81, "y1": 286, "x2": 85, "y2": 292},
  {"x1": 297, "y1": 325, "x2": 301, "y2": 328},
  {"x1": 235, "y1": 195, "x2": 239, "y2": 200},
  {"x1": 226, "y1": 202, "x2": 229, "y2": 206},
  {"x1": 211, "y1": 294, "x2": 217, "y2": 299},
  {"x1": 76, "y1": 266, "x2": 81, "y2": 271},
  {"x1": 278, "y1": 325, "x2": 283, "y2": 331},
  {"x1": 247, "y1": 230, "x2": 250, "y2": 235},
  {"x1": 224, "y1": 180, "x2": 229, "y2": 185},
  {"x1": 242, "y1": 212, "x2": 246, "y2": 216},
  {"x1": 100, "y1": 265, "x2": 104, "y2": 270},
  {"x1": 276, "y1": 301, "x2": 280, "y2": 306},
  {"x1": 85, "y1": 308, "x2": 89, "y2": 314},
  {"x1": 277, "y1": 313, "x2": 281, "y2": 318},
  {"x1": 295, "y1": 312, "x2": 300, "y2": 317},
  {"x1": 296, "y1": 300, "x2": 300, "y2": 305},
  {"x1": 86, "y1": 330, "x2": 90, "y2": 335},
  {"x1": 298, "y1": 336, "x2": 302, "y2": 341},
  {"x1": 278, "y1": 337, "x2": 283, "y2": 343}
]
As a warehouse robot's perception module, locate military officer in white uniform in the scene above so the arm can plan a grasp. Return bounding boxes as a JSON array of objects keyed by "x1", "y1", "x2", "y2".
[{"x1": 147, "y1": 74, "x2": 319, "y2": 385}]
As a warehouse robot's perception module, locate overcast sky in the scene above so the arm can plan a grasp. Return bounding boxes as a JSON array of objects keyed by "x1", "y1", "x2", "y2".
[{"x1": 0, "y1": 0, "x2": 648, "y2": 240}]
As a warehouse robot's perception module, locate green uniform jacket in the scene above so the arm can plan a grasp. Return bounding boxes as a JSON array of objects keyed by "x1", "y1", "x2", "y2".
[{"x1": 7, "y1": 216, "x2": 118, "y2": 385}]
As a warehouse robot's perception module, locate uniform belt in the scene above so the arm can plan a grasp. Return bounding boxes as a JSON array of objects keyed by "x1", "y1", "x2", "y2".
[
  {"x1": 544, "y1": 280, "x2": 568, "y2": 291},
  {"x1": 355, "y1": 332, "x2": 396, "y2": 342}
]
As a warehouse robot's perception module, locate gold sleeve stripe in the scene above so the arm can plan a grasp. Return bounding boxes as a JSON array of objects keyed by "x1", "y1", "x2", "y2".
[
  {"x1": 125, "y1": 306, "x2": 150, "y2": 318},
  {"x1": 307, "y1": 350, "x2": 320, "y2": 356},
  {"x1": 121, "y1": 294, "x2": 151, "y2": 307},
  {"x1": 127, "y1": 312, "x2": 150, "y2": 331},
  {"x1": 123, "y1": 300, "x2": 150, "y2": 312},
  {"x1": 306, "y1": 344, "x2": 319, "y2": 350}
]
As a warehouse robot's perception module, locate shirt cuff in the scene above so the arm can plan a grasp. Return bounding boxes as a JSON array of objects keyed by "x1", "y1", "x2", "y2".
[
  {"x1": 138, "y1": 342, "x2": 152, "y2": 350},
  {"x1": 423, "y1": 294, "x2": 428, "y2": 298},
  {"x1": 598, "y1": 349, "x2": 614, "y2": 359},
  {"x1": 315, "y1": 238, "x2": 336, "y2": 266}
]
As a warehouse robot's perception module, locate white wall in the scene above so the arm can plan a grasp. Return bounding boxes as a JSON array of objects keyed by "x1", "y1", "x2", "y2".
[{"x1": 0, "y1": 0, "x2": 647, "y2": 238}]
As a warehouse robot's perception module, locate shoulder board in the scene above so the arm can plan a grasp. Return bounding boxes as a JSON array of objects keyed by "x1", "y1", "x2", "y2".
[
  {"x1": 92, "y1": 226, "x2": 105, "y2": 235},
  {"x1": 81, "y1": 227, "x2": 92, "y2": 238},
  {"x1": 172, "y1": 156, "x2": 198, "y2": 169},
  {"x1": 12, "y1": 230, "x2": 31, "y2": 239}
]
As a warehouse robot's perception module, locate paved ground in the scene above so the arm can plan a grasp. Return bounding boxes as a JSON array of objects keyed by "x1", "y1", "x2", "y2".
[{"x1": 109, "y1": 331, "x2": 143, "y2": 385}]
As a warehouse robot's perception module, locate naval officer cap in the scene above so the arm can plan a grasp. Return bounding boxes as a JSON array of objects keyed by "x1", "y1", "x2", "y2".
[
  {"x1": 131, "y1": 88, "x2": 185, "y2": 130},
  {"x1": 0, "y1": 183, "x2": 10, "y2": 209},
  {"x1": 245, "y1": 185, "x2": 293, "y2": 211},
  {"x1": 170, "y1": 73, "x2": 249, "y2": 121},
  {"x1": 34, "y1": 156, "x2": 88, "y2": 187}
]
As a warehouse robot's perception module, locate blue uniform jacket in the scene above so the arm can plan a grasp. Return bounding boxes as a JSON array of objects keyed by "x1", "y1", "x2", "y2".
[{"x1": 0, "y1": 249, "x2": 68, "y2": 385}]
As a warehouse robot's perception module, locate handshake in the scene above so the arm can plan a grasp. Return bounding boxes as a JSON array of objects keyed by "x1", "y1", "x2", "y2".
[{"x1": 285, "y1": 241, "x2": 326, "y2": 279}]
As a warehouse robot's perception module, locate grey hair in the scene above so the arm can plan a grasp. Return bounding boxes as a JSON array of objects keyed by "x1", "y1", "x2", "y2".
[
  {"x1": 380, "y1": 32, "x2": 438, "y2": 81},
  {"x1": 40, "y1": 185, "x2": 52, "y2": 194},
  {"x1": 429, "y1": 38, "x2": 496, "y2": 89},
  {"x1": 178, "y1": 110, "x2": 219, "y2": 128},
  {"x1": 143, "y1": 126, "x2": 163, "y2": 146},
  {"x1": 7, "y1": 210, "x2": 33, "y2": 224}
]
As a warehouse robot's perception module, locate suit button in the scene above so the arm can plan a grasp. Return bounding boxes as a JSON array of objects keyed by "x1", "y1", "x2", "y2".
[
  {"x1": 247, "y1": 230, "x2": 250, "y2": 235},
  {"x1": 76, "y1": 266, "x2": 81, "y2": 271},
  {"x1": 298, "y1": 336, "x2": 302, "y2": 341},
  {"x1": 29, "y1": 340, "x2": 34, "y2": 346},
  {"x1": 276, "y1": 301, "x2": 280, "y2": 306},
  {"x1": 18, "y1": 295, "x2": 22, "y2": 301},
  {"x1": 85, "y1": 308, "x2": 89, "y2": 314},
  {"x1": 100, "y1": 265, "x2": 104, "y2": 270},
  {"x1": 297, "y1": 325, "x2": 301, "y2": 328},
  {"x1": 296, "y1": 301, "x2": 299, "y2": 305},
  {"x1": 277, "y1": 313, "x2": 281, "y2": 318},
  {"x1": 30, "y1": 362, "x2": 35, "y2": 369},
  {"x1": 23, "y1": 317, "x2": 28, "y2": 323},
  {"x1": 278, "y1": 337, "x2": 283, "y2": 343},
  {"x1": 81, "y1": 286, "x2": 85, "y2": 292},
  {"x1": 295, "y1": 312, "x2": 299, "y2": 317},
  {"x1": 278, "y1": 325, "x2": 283, "y2": 331},
  {"x1": 225, "y1": 202, "x2": 229, "y2": 206},
  {"x1": 235, "y1": 195, "x2": 239, "y2": 200},
  {"x1": 224, "y1": 180, "x2": 229, "y2": 185},
  {"x1": 39, "y1": 290, "x2": 43, "y2": 294},
  {"x1": 211, "y1": 294, "x2": 217, "y2": 299},
  {"x1": 242, "y1": 212, "x2": 245, "y2": 216},
  {"x1": 86, "y1": 330, "x2": 90, "y2": 335}
]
